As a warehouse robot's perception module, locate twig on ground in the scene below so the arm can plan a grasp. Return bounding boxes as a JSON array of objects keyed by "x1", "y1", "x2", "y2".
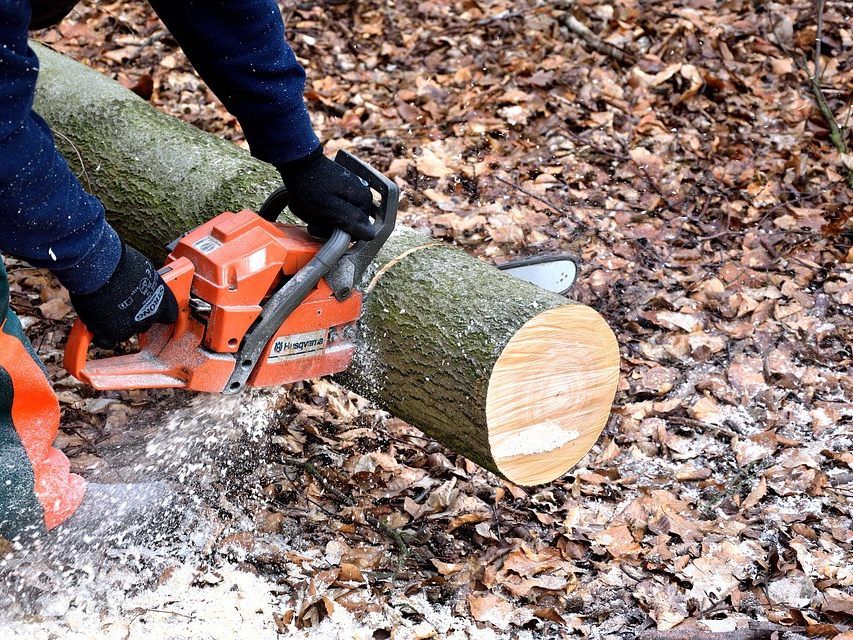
[
  {"x1": 809, "y1": 0, "x2": 853, "y2": 189},
  {"x1": 555, "y1": 1, "x2": 634, "y2": 63},
  {"x1": 492, "y1": 174, "x2": 571, "y2": 218},
  {"x1": 771, "y1": 2, "x2": 853, "y2": 189},
  {"x1": 135, "y1": 29, "x2": 168, "y2": 49},
  {"x1": 564, "y1": 15, "x2": 633, "y2": 63},
  {"x1": 563, "y1": 128, "x2": 625, "y2": 162},
  {"x1": 638, "y1": 629, "x2": 765, "y2": 640},
  {"x1": 814, "y1": 0, "x2": 824, "y2": 83},
  {"x1": 638, "y1": 622, "x2": 807, "y2": 640},
  {"x1": 666, "y1": 416, "x2": 739, "y2": 439},
  {"x1": 808, "y1": 73, "x2": 853, "y2": 189},
  {"x1": 808, "y1": 0, "x2": 852, "y2": 188},
  {"x1": 124, "y1": 29, "x2": 169, "y2": 61}
]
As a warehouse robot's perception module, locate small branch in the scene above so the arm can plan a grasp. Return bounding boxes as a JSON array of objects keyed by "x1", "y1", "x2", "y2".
[
  {"x1": 638, "y1": 622, "x2": 807, "y2": 640},
  {"x1": 770, "y1": 6, "x2": 853, "y2": 189},
  {"x1": 563, "y1": 128, "x2": 626, "y2": 162},
  {"x1": 808, "y1": 0, "x2": 853, "y2": 189},
  {"x1": 136, "y1": 29, "x2": 168, "y2": 49},
  {"x1": 638, "y1": 629, "x2": 766, "y2": 640},
  {"x1": 814, "y1": 0, "x2": 824, "y2": 82},
  {"x1": 562, "y1": 14, "x2": 634, "y2": 63},
  {"x1": 492, "y1": 174, "x2": 570, "y2": 218},
  {"x1": 666, "y1": 416, "x2": 739, "y2": 439}
]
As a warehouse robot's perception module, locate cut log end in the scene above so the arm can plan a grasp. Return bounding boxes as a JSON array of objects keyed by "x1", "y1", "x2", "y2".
[{"x1": 486, "y1": 304, "x2": 620, "y2": 486}]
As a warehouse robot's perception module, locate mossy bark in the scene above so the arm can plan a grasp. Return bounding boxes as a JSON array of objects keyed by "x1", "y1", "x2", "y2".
[
  {"x1": 33, "y1": 42, "x2": 281, "y2": 262},
  {"x1": 33, "y1": 43, "x2": 593, "y2": 483}
]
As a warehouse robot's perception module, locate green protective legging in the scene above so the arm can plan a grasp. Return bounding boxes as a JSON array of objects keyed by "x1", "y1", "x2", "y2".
[{"x1": 0, "y1": 260, "x2": 85, "y2": 540}]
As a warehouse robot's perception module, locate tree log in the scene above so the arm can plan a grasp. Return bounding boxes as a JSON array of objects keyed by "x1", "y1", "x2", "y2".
[{"x1": 32, "y1": 43, "x2": 620, "y2": 486}]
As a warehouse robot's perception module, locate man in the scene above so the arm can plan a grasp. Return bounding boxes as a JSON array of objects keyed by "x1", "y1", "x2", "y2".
[{"x1": 0, "y1": 0, "x2": 375, "y2": 543}]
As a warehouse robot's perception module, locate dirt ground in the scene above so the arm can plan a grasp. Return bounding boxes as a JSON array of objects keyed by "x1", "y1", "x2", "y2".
[{"x1": 2, "y1": 0, "x2": 851, "y2": 638}]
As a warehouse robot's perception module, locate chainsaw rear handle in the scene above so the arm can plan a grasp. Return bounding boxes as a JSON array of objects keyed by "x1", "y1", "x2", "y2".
[{"x1": 63, "y1": 257, "x2": 195, "y2": 390}]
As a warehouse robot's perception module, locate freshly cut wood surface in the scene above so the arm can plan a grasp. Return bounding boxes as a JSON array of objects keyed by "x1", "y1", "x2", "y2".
[
  {"x1": 487, "y1": 305, "x2": 620, "y2": 485},
  {"x1": 33, "y1": 43, "x2": 621, "y2": 485}
]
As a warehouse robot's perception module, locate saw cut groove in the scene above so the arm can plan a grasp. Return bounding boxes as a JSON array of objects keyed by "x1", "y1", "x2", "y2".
[{"x1": 486, "y1": 305, "x2": 620, "y2": 486}]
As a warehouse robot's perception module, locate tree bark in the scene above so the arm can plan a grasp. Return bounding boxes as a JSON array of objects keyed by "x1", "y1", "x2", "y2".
[{"x1": 33, "y1": 43, "x2": 620, "y2": 486}]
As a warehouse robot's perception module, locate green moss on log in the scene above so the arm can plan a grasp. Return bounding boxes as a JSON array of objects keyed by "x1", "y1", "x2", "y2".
[{"x1": 33, "y1": 42, "x2": 284, "y2": 260}]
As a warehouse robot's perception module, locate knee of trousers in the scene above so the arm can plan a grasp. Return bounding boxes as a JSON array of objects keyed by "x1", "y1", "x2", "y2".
[{"x1": 0, "y1": 284, "x2": 85, "y2": 539}]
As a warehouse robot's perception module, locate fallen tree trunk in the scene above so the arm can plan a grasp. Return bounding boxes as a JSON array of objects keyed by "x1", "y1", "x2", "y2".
[{"x1": 33, "y1": 43, "x2": 620, "y2": 486}]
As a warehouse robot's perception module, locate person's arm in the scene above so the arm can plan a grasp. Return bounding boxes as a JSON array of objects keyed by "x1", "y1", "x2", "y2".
[
  {"x1": 0, "y1": 2, "x2": 176, "y2": 346},
  {"x1": 147, "y1": 0, "x2": 318, "y2": 166},
  {"x1": 149, "y1": 0, "x2": 377, "y2": 240},
  {"x1": 0, "y1": 1, "x2": 121, "y2": 294}
]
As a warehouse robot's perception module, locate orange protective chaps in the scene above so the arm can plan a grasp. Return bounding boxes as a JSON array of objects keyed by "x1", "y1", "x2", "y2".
[{"x1": 0, "y1": 262, "x2": 85, "y2": 540}]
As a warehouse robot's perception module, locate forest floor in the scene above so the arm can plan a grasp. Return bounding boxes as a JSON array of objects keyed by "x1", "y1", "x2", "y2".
[{"x1": 2, "y1": 0, "x2": 851, "y2": 638}]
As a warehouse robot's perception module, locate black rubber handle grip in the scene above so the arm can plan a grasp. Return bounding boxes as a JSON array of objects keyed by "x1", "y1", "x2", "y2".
[
  {"x1": 332, "y1": 150, "x2": 398, "y2": 242},
  {"x1": 258, "y1": 186, "x2": 290, "y2": 223},
  {"x1": 327, "y1": 151, "x2": 399, "y2": 296}
]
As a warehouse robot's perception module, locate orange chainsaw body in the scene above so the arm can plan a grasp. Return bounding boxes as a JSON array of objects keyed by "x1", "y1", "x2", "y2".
[{"x1": 64, "y1": 209, "x2": 362, "y2": 393}]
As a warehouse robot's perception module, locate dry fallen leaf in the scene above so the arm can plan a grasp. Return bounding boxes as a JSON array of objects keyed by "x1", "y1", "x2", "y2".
[
  {"x1": 467, "y1": 593, "x2": 515, "y2": 631},
  {"x1": 415, "y1": 146, "x2": 454, "y2": 178},
  {"x1": 39, "y1": 297, "x2": 72, "y2": 320}
]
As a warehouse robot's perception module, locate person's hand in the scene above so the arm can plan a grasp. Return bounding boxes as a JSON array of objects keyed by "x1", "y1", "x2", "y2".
[
  {"x1": 70, "y1": 244, "x2": 178, "y2": 348},
  {"x1": 277, "y1": 146, "x2": 376, "y2": 241}
]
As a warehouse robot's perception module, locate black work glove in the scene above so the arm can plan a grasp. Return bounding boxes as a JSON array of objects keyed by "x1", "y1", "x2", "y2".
[
  {"x1": 70, "y1": 244, "x2": 178, "y2": 348},
  {"x1": 277, "y1": 146, "x2": 376, "y2": 241}
]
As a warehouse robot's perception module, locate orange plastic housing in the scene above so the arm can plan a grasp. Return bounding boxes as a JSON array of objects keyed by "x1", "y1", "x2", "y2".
[{"x1": 64, "y1": 210, "x2": 362, "y2": 392}]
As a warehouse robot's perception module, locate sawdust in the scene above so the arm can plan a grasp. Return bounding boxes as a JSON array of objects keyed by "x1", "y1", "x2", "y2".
[
  {"x1": 280, "y1": 592, "x2": 539, "y2": 640},
  {"x1": 490, "y1": 421, "x2": 580, "y2": 459},
  {"x1": 2, "y1": 563, "x2": 535, "y2": 640},
  {"x1": 4, "y1": 563, "x2": 280, "y2": 640},
  {"x1": 0, "y1": 388, "x2": 290, "y2": 635}
]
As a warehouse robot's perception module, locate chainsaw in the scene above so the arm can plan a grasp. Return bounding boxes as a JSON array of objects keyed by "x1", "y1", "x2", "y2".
[{"x1": 63, "y1": 151, "x2": 398, "y2": 395}]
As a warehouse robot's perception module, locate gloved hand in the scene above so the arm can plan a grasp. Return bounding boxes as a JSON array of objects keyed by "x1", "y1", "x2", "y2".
[
  {"x1": 70, "y1": 244, "x2": 178, "y2": 348},
  {"x1": 277, "y1": 146, "x2": 376, "y2": 241}
]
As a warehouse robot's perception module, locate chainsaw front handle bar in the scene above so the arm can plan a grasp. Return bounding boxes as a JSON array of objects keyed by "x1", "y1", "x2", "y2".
[
  {"x1": 223, "y1": 151, "x2": 397, "y2": 394},
  {"x1": 326, "y1": 151, "x2": 399, "y2": 300},
  {"x1": 259, "y1": 150, "x2": 398, "y2": 300}
]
